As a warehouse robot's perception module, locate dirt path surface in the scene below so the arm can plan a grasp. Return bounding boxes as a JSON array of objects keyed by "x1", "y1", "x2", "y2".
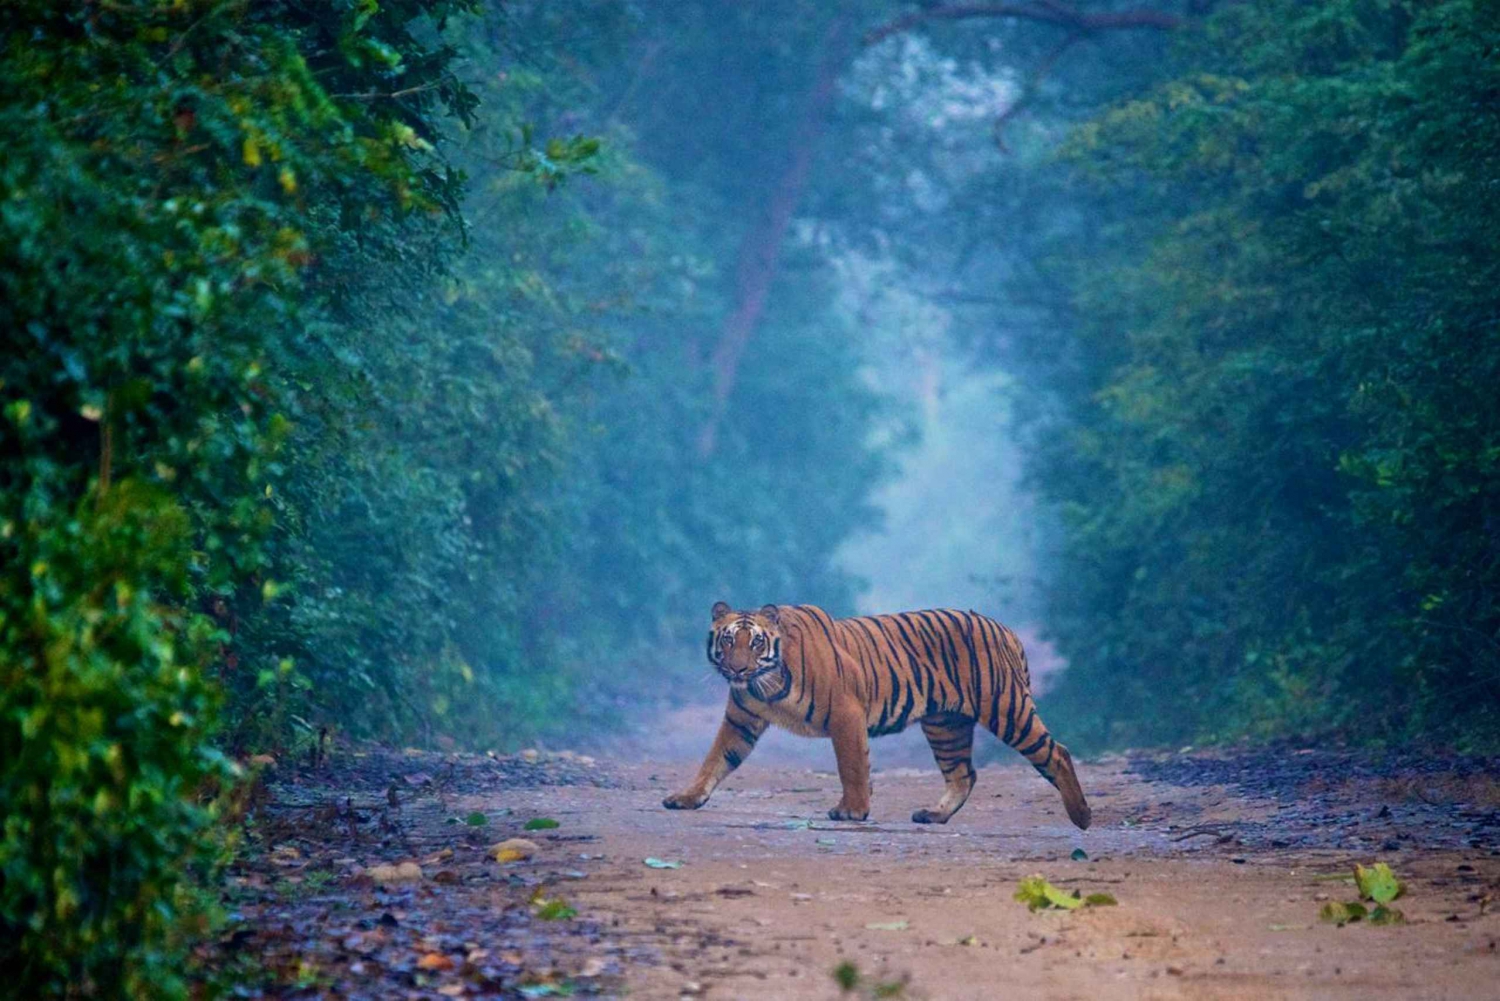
[{"x1": 223, "y1": 740, "x2": 1500, "y2": 1000}]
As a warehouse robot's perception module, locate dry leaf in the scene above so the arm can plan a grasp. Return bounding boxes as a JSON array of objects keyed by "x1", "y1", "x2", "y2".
[
  {"x1": 417, "y1": 952, "x2": 454, "y2": 971},
  {"x1": 488, "y1": 838, "x2": 539, "y2": 862},
  {"x1": 364, "y1": 861, "x2": 422, "y2": 883}
]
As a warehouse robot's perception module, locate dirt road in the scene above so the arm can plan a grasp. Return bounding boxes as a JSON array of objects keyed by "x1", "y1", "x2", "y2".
[{"x1": 228, "y1": 736, "x2": 1500, "y2": 1000}]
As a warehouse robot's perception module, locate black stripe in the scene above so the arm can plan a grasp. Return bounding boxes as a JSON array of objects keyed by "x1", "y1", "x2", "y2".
[{"x1": 1018, "y1": 732, "x2": 1048, "y2": 757}]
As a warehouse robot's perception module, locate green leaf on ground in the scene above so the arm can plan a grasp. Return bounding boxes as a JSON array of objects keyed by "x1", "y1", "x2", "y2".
[
  {"x1": 1354, "y1": 863, "x2": 1405, "y2": 904},
  {"x1": 465, "y1": 811, "x2": 488, "y2": 826},
  {"x1": 1369, "y1": 904, "x2": 1406, "y2": 925},
  {"x1": 534, "y1": 898, "x2": 577, "y2": 920},
  {"x1": 644, "y1": 857, "x2": 682, "y2": 869},
  {"x1": 832, "y1": 960, "x2": 861, "y2": 991},
  {"x1": 1071, "y1": 848, "x2": 1089, "y2": 861},
  {"x1": 1320, "y1": 901, "x2": 1369, "y2": 926},
  {"x1": 524, "y1": 817, "x2": 561, "y2": 830},
  {"x1": 865, "y1": 920, "x2": 909, "y2": 931},
  {"x1": 1014, "y1": 875, "x2": 1083, "y2": 911},
  {"x1": 784, "y1": 819, "x2": 812, "y2": 830},
  {"x1": 1082, "y1": 893, "x2": 1118, "y2": 906}
]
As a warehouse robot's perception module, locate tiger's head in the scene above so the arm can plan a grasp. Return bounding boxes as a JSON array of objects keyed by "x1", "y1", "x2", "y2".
[{"x1": 707, "y1": 601, "x2": 784, "y2": 690}]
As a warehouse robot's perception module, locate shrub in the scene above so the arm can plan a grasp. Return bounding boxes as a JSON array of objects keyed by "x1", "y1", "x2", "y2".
[{"x1": 0, "y1": 482, "x2": 232, "y2": 998}]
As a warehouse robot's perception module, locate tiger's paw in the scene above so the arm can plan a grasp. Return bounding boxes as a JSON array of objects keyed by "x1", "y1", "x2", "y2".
[
  {"x1": 911, "y1": 808, "x2": 950, "y2": 825},
  {"x1": 827, "y1": 804, "x2": 869, "y2": 822},
  {"x1": 662, "y1": 790, "x2": 708, "y2": 810}
]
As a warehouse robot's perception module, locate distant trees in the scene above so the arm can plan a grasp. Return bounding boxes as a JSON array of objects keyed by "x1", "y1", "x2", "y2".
[{"x1": 1010, "y1": 0, "x2": 1500, "y2": 748}]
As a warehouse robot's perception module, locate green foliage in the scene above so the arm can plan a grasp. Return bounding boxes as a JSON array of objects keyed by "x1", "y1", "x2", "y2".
[
  {"x1": 1018, "y1": 0, "x2": 1500, "y2": 750},
  {"x1": 0, "y1": 0, "x2": 477, "y2": 992},
  {"x1": 0, "y1": 485, "x2": 232, "y2": 997}
]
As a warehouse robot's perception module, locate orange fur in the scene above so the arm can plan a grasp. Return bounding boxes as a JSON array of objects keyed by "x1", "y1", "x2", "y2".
[{"x1": 664, "y1": 603, "x2": 1091, "y2": 828}]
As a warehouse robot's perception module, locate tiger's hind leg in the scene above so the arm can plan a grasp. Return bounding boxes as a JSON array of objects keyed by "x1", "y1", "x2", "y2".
[
  {"x1": 987, "y1": 695, "x2": 1092, "y2": 830},
  {"x1": 913, "y1": 715, "x2": 976, "y2": 824}
]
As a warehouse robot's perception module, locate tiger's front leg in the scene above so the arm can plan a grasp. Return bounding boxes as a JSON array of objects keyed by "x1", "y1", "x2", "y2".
[
  {"x1": 663, "y1": 699, "x2": 767, "y2": 810},
  {"x1": 826, "y1": 704, "x2": 872, "y2": 821}
]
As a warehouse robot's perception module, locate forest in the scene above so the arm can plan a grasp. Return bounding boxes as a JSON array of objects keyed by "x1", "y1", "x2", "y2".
[{"x1": 2, "y1": 0, "x2": 1496, "y2": 996}]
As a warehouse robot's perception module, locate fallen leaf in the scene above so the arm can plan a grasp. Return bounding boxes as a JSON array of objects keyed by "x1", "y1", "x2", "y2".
[
  {"x1": 524, "y1": 817, "x2": 561, "y2": 830},
  {"x1": 488, "y1": 838, "x2": 539, "y2": 862},
  {"x1": 1354, "y1": 863, "x2": 1405, "y2": 904},
  {"x1": 1071, "y1": 848, "x2": 1089, "y2": 861},
  {"x1": 465, "y1": 811, "x2": 489, "y2": 827},
  {"x1": 1369, "y1": 904, "x2": 1405, "y2": 926},
  {"x1": 534, "y1": 897, "x2": 577, "y2": 920},
  {"x1": 644, "y1": 857, "x2": 683, "y2": 869},
  {"x1": 1014, "y1": 875, "x2": 1083, "y2": 911},
  {"x1": 420, "y1": 848, "x2": 455, "y2": 866},
  {"x1": 1319, "y1": 901, "x2": 1369, "y2": 926},
  {"x1": 865, "y1": 920, "x2": 909, "y2": 931},
  {"x1": 432, "y1": 869, "x2": 460, "y2": 884},
  {"x1": 954, "y1": 934, "x2": 977, "y2": 946},
  {"x1": 816, "y1": 837, "x2": 837, "y2": 846},
  {"x1": 364, "y1": 861, "x2": 422, "y2": 883},
  {"x1": 417, "y1": 953, "x2": 454, "y2": 971},
  {"x1": 1082, "y1": 893, "x2": 1118, "y2": 907}
]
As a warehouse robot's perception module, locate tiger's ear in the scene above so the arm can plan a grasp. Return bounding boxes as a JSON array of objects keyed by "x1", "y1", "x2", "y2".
[
  {"x1": 759, "y1": 603, "x2": 780, "y2": 624},
  {"x1": 711, "y1": 600, "x2": 732, "y2": 619}
]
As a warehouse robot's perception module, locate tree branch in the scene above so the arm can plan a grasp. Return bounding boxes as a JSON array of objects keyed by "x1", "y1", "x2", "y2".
[
  {"x1": 993, "y1": 30, "x2": 1082, "y2": 152},
  {"x1": 863, "y1": 2, "x2": 1183, "y2": 46}
]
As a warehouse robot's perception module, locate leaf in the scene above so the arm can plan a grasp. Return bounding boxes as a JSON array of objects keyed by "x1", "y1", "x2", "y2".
[
  {"x1": 417, "y1": 953, "x2": 454, "y2": 971},
  {"x1": 1353, "y1": 863, "x2": 1405, "y2": 904},
  {"x1": 487, "y1": 838, "x2": 539, "y2": 862},
  {"x1": 1319, "y1": 901, "x2": 1369, "y2": 926},
  {"x1": 643, "y1": 857, "x2": 682, "y2": 869},
  {"x1": 524, "y1": 817, "x2": 561, "y2": 830},
  {"x1": 832, "y1": 960, "x2": 861, "y2": 991},
  {"x1": 533, "y1": 897, "x2": 577, "y2": 920},
  {"x1": 865, "y1": 920, "x2": 909, "y2": 931},
  {"x1": 1014, "y1": 875, "x2": 1083, "y2": 911},
  {"x1": 1071, "y1": 848, "x2": 1089, "y2": 861},
  {"x1": 1082, "y1": 893, "x2": 1118, "y2": 906},
  {"x1": 816, "y1": 837, "x2": 838, "y2": 846},
  {"x1": 364, "y1": 861, "x2": 422, "y2": 883},
  {"x1": 784, "y1": 819, "x2": 812, "y2": 830},
  {"x1": 464, "y1": 811, "x2": 488, "y2": 827},
  {"x1": 1369, "y1": 904, "x2": 1405, "y2": 926}
]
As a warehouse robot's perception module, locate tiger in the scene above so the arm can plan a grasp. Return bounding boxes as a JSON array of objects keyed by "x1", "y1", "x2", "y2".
[{"x1": 663, "y1": 602, "x2": 1091, "y2": 829}]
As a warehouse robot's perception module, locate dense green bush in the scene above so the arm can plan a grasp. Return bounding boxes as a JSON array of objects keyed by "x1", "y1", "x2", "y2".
[
  {"x1": 0, "y1": 1, "x2": 479, "y2": 991},
  {"x1": 0, "y1": 484, "x2": 231, "y2": 997}
]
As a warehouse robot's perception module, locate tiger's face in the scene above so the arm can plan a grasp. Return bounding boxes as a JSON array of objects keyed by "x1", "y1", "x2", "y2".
[{"x1": 707, "y1": 601, "x2": 784, "y2": 689}]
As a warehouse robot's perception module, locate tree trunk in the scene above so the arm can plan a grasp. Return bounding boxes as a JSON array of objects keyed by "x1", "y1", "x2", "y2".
[{"x1": 696, "y1": 14, "x2": 852, "y2": 457}]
